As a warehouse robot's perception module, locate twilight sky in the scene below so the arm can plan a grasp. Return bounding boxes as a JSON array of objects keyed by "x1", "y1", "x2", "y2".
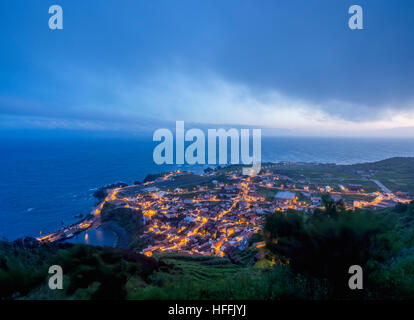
[{"x1": 0, "y1": 0, "x2": 414, "y2": 136}]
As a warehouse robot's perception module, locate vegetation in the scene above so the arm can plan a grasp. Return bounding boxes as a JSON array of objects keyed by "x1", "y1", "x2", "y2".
[
  {"x1": 100, "y1": 204, "x2": 145, "y2": 249},
  {"x1": 263, "y1": 157, "x2": 414, "y2": 194},
  {"x1": 1, "y1": 200, "x2": 414, "y2": 300},
  {"x1": 264, "y1": 199, "x2": 414, "y2": 299},
  {"x1": 352, "y1": 157, "x2": 414, "y2": 194},
  {"x1": 101, "y1": 204, "x2": 144, "y2": 236}
]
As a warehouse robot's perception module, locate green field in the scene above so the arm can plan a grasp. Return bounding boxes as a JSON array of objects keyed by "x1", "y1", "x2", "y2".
[
  {"x1": 155, "y1": 254, "x2": 244, "y2": 281},
  {"x1": 261, "y1": 158, "x2": 414, "y2": 195}
]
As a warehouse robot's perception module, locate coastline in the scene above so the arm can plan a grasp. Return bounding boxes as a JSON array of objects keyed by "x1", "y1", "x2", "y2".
[
  {"x1": 20, "y1": 157, "x2": 414, "y2": 249},
  {"x1": 3, "y1": 136, "x2": 414, "y2": 241},
  {"x1": 100, "y1": 220, "x2": 130, "y2": 249}
]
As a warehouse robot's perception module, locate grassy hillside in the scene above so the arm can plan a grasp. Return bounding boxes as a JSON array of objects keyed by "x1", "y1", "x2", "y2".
[
  {"x1": 351, "y1": 157, "x2": 414, "y2": 194},
  {"x1": 262, "y1": 157, "x2": 414, "y2": 194}
]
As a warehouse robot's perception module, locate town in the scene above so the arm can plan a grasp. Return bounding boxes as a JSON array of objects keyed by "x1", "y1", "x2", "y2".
[{"x1": 37, "y1": 163, "x2": 413, "y2": 259}]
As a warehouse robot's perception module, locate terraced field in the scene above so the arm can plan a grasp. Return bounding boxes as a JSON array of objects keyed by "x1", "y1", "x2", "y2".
[{"x1": 156, "y1": 254, "x2": 246, "y2": 281}]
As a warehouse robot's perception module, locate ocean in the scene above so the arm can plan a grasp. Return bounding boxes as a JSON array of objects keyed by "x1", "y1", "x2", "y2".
[{"x1": 1, "y1": 135, "x2": 414, "y2": 244}]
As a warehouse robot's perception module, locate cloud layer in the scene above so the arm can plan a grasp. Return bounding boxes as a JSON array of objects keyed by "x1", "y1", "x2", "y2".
[{"x1": 1, "y1": 70, "x2": 414, "y2": 136}]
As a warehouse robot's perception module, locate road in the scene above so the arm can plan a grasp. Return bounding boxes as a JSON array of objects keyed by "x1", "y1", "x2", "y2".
[{"x1": 371, "y1": 179, "x2": 392, "y2": 193}]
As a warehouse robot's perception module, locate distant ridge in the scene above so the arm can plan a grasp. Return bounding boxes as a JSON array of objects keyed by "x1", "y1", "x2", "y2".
[{"x1": 350, "y1": 157, "x2": 414, "y2": 168}]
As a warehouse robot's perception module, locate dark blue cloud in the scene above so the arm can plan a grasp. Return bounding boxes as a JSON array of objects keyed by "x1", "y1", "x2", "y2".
[{"x1": 0, "y1": 0, "x2": 413, "y2": 129}]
